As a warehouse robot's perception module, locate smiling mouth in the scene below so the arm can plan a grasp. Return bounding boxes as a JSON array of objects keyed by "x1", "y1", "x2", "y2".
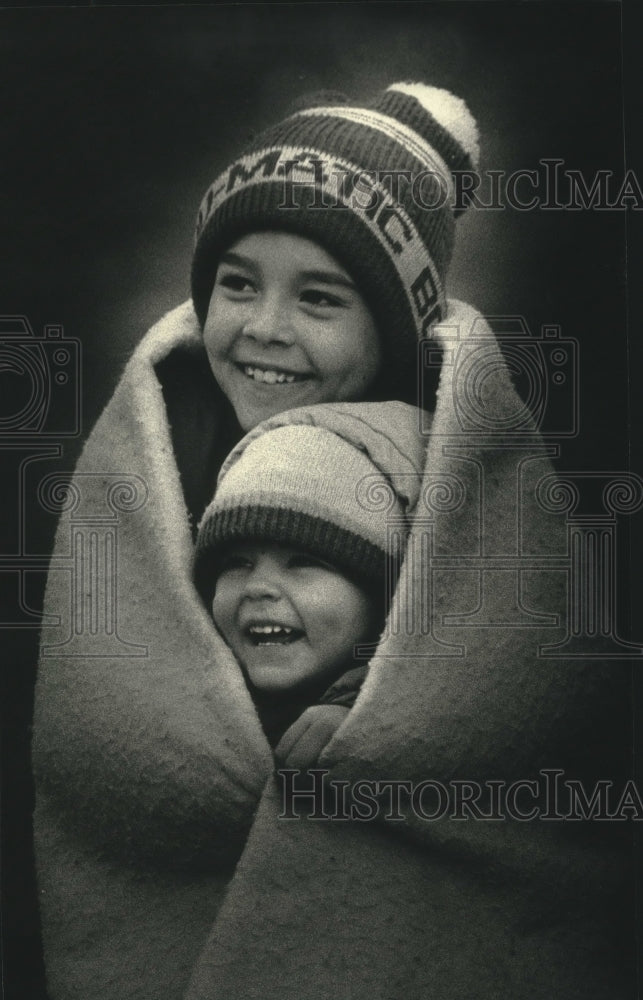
[
  {"x1": 240, "y1": 364, "x2": 309, "y2": 385},
  {"x1": 247, "y1": 624, "x2": 304, "y2": 645}
]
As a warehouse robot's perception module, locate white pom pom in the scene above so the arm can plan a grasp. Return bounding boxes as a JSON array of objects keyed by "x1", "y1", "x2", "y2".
[{"x1": 388, "y1": 82, "x2": 480, "y2": 168}]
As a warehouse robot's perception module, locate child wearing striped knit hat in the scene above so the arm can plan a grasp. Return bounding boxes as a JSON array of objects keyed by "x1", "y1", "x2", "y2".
[
  {"x1": 170, "y1": 81, "x2": 480, "y2": 530},
  {"x1": 194, "y1": 399, "x2": 426, "y2": 766}
]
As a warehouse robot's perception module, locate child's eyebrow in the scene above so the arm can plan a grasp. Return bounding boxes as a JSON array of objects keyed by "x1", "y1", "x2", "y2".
[
  {"x1": 218, "y1": 251, "x2": 256, "y2": 270},
  {"x1": 218, "y1": 254, "x2": 356, "y2": 291},
  {"x1": 299, "y1": 270, "x2": 357, "y2": 290}
]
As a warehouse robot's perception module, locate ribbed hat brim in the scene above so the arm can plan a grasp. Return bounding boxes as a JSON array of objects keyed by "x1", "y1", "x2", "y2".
[{"x1": 194, "y1": 505, "x2": 396, "y2": 603}]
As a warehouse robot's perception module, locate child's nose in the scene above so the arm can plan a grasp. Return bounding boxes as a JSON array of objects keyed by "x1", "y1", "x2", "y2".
[
  {"x1": 242, "y1": 294, "x2": 294, "y2": 346},
  {"x1": 242, "y1": 562, "x2": 283, "y2": 600}
]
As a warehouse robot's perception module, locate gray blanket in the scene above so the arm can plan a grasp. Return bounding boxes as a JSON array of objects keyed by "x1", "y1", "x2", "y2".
[{"x1": 32, "y1": 298, "x2": 633, "y2": 1000}]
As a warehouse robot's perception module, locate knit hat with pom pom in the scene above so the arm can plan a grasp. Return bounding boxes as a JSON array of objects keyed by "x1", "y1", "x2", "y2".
[{"x1": 191, "y1": 82, "x2": 480, "y2": 390}]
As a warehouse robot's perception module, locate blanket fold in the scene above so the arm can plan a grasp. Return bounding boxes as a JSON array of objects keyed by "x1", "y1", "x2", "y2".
[{"x1": 32, "y1": 299, "x2": 633, "y2": 1000}]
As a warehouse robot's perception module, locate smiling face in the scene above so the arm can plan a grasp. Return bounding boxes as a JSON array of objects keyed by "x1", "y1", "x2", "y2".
[
  {"x1": 202, "y1": 231, "x2": 382, "y2": 431},
  {"x1": 210, "y1": 542, "x2": 380, "y2": 695}
]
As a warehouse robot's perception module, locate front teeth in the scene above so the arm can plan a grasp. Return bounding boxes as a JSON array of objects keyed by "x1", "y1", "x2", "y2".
[
  {"x1": 249, "y1": 624, "x2": 294, "y2": 636},
  {"x1": 243, "y1": 365, "x2": 297, "y2": 385}
]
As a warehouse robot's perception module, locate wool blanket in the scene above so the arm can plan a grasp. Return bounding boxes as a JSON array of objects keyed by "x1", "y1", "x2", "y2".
[{"x1": 32, "y1": 298, "x2": 634, "y2": 1000}]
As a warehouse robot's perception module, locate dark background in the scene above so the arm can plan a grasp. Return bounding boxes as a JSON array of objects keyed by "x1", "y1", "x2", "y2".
[{"x1": 2, "y1": 3, "x2": 641, "y2": 997}]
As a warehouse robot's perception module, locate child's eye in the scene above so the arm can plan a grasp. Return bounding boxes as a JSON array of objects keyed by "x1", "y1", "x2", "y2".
[
  {"x1": 216, "y1": 553, "x2": 253, "y2": 574},
  {"x1": 300, "y1": 289, "x2": 344, "y2": 309},
  {"x1": 288, "y1": 552, "x2": 334, "y2": 571},
  {"x1": 216, "y1": 271, "x2": 255, "y2": 295}
]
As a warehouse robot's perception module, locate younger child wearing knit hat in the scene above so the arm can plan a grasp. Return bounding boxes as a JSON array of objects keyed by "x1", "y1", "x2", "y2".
[{"x1": 194, "y1": 399, "x2": 426, "y2": 764}]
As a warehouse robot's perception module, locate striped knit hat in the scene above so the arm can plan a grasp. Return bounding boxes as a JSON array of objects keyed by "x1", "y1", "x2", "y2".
[
  {"x1": 194, "y1": 400, "x2": 427, "y2": 601},
  {"x1": 191, "y1": 82, "x2": 479, "y2": 383}
]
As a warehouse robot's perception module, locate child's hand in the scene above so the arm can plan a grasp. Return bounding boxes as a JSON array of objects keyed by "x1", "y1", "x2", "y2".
[{"x1": 274, "y1": 705, "x2": 350, "y2": 769}]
